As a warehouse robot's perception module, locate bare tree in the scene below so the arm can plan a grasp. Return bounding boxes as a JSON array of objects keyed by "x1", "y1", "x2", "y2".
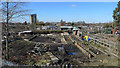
[
  {"x1": 1, "y1": 1, "x2": 30, "y2": 59},
  {"x1": 2, "y1": 2, "x2": 29, "y2": 22}
]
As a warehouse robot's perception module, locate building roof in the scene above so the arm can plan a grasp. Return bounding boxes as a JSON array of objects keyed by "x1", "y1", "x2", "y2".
[
  {"x1": 73, "y1": 27, "x2": 79, "y2": 30},
  {"x1": 60, "y1": 26, "x2": 73, "y2": 28},
  {"x1": 19, "y1": 30, "x2": 32, "y2": 33},
  {"x1": 23, "y1": 31, "x2": 32, "y2": 33}
]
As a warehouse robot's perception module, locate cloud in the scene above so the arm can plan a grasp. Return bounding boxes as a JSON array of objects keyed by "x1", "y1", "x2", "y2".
[{"x1": 72, "y1": 5, "x2": 77, "y2": 7}]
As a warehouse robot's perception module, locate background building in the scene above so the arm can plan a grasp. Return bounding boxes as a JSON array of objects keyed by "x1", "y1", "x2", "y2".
[
  {"x1": 30, "y1": 14, "x2": 37, "y2": 24},
  {"x1": 60, "y1": 26, "x2": 73, "y2": 30}
]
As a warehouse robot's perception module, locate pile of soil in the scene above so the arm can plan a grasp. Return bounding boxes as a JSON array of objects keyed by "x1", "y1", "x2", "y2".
[{"x1": 30, "y1": 36, "x2": 55, "y2": 43}]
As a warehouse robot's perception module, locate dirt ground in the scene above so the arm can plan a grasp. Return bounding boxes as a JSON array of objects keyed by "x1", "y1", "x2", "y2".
[
  {"x1": 30, "y1": 36, "x2": 61, "y2": 43},
  {"x1": 95, "y1": 34, "x2": 118, "y2": 42},
  {"x1": 2, "y1": 38, "x2": 89, "y2": 66},
  {"x1": 3, "y1": 34, "x2": 115, "y2": 66},
  {"x1": 2, "y1": 40, "x2": 36, "y2": 64}
]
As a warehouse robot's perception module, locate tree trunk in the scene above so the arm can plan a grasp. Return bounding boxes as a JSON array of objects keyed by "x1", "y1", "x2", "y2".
[{"x1": 5, "y1": 2, "x2": 9, "y2": 60}]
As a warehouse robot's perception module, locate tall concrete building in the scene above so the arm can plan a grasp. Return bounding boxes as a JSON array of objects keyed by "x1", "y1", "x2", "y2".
[{"x1": 30, "y1": 14, "x2": 37, "y2": 24}]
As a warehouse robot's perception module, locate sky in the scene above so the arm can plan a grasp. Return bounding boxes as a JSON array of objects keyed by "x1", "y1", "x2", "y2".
[
  {"x1": 21, "y1": 2, "x2": 118, "y2": 23},
  {"x1": 2, "y1": 0, "x2": 119, "y2": 2}
]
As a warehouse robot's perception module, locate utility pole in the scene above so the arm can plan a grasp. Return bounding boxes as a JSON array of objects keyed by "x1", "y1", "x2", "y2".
[{"x1": 5, "y1": 2, "x2": 9, "y2": 60}]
